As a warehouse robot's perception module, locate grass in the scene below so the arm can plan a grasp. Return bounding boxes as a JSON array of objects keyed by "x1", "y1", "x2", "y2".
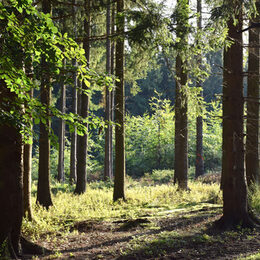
[
  {"x1": 22, "y1": 177, "x2": 222, "y2": 241},
  {"x1": 21, "y1": 173, "x2": 260, "y2": 259}
]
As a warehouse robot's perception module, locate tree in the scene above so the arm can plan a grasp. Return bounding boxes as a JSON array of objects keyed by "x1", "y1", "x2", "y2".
[
  {"x1": 58, "y1": 60, "x2": 66, "y2": 183},
  {"x1": 246, "y1": 0, "x2": 260, "y2": 186},
  {"x1": 104, "y1": 0, "x2": 113, "y2": 181},
  {"x1": 37, "y1": 0, "x2": 53, "y2": 209},
  {"x1": 113, "y1": 0, "x2": 126, "y2": 201},
  {"x1": 23, "y1": 87, "x2": 33, "y2": 221},
  {"x1": 218, "y1": 0, "x2": 255, "y2": 228},
  {"x1": 195, "y1": 0, "x2": 204, "y2": 178},
  {"x1": 0, "y1": 80, "x2": 24, "y2": 257},
  {"x1": 174, "y1": 0, "x2": 189, "y2": 190},
  {"x1": 0, "y1": 0, "x2": 97, "y2": 256},
  {"x1": 74, "y1": 0, "x2": 91, "y2": 194},
  {"x1": 70, "y1": 0, "x2": 78, "y2": 184}
]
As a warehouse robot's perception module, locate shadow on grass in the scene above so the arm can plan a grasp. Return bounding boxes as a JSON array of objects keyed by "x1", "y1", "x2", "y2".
[{"x1": 59, "y1": 207, "x2": 260, "y2": 259}]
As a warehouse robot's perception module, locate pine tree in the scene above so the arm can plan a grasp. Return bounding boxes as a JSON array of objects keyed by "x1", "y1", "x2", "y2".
[
  {"x1": 37, "y1": 0, "x2": 53, "y2": 209},
  {"x1": 113, "y1": 0, "x2": 126, "y2": 201}
]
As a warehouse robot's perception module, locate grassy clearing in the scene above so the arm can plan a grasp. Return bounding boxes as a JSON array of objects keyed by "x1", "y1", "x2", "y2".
[{"x1": 22, "y1": 178, "x2": 222, "y2": 241}]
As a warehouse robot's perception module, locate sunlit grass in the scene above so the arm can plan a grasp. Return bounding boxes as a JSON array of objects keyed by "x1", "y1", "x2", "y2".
[{"x1": 22, "y1": 178, "x2": 222, "y2": 241}]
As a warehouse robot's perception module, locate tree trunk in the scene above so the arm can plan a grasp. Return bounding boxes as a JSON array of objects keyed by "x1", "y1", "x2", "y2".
[
  {"x1": 174, "y1": 0, "x2": 189, "y2": 190},
  {"x1": 218, "y1": 3, "x2": 254, "y2": 228},
  {"x1": 74, "y1": 0, "x2": 90, "y2": 194},
  {"x1": 37, "y1": 0, "x2": 53, "y2": 209},
  {"x1": 23, "y1": 88, "x2": 33, "y2": 221},
  {"x1": 195, "y1": 0, "x2": 204, "y2": 178},
  {"x1": 113, "y1": 0, "x2": 126, "y2": 201},
  {"x1": 58, "y1": 60, "x2": 66, "y2": 183},
  {"x1": 0, "y1": 80, "x2": 23, "y2": 258},
  {"x1": 246, "y1": 0, "x2": 260, "y2": 186},
  {"x1": 70, "y1": 0, "x2": 78, "y2": 184},
  {"x1": 104, "y1": 0, "x2": 113, "y2": 181}
]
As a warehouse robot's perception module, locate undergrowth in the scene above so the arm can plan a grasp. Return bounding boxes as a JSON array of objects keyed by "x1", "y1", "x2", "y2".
[{"x1": 22, "y1": 175, "x2": 222, "y2": 241}]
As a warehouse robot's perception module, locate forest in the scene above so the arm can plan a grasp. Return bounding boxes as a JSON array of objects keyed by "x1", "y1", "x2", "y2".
[{"x1": 1, "y1": 0, "x2": 260, "y2": 259}]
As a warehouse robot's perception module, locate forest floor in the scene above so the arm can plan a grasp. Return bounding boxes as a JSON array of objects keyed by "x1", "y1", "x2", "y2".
[{"x1": 28, "y1": 203, "x2": 260, "y2": 260}]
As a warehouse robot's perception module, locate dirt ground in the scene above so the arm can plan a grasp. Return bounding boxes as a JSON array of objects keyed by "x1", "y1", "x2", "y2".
[{"x1": 25, "y1": 206, "x2": 260, "y2": 260}]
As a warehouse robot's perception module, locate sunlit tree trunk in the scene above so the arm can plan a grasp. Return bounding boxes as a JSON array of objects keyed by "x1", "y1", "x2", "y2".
[
  {"x1": 195, "y1": 0, "x2": 204, "y2": 178},
  {"x1": 23, "y1": 87, "x2": 33, "y2": 221},
  {"x1": 75, "y1": 0, "x2": 91, "y2": 194},
  {"x1": 246, "y1": 0, "x2": 260, "y2": 186},
  {"x1": 113, "y1": 0, "x2": 126, "y2": 201},
  {"x1": 174, "y1": 0, "x2": 189, "y2": 190},
  {"x1": 218, "y1": 2, "x2": 255, "y2": 228},
  {"x1": 58, "y1": 60, "x2": 66, "y2": 183},
  {"x1": 37, "y1": 0, "x2": 53, "y2": 209},
  {"x1": 70, "y1": 0, "x2": 78, "y2": 184},
  {"x1": 104, "y1": 0, "x2": 113, "y2": 181}
]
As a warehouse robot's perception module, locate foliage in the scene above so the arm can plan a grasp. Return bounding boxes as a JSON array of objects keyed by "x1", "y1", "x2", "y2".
[
  {"x1": 124, "y1": 94, "x2": 222, "y2": 177},
  {"x1": 0, "y1": 0, "x2": 112, "y2": 142}
]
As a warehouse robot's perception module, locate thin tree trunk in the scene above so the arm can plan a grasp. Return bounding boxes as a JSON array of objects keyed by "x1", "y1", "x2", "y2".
[
  {"x1": 218, "y1": 3, "x2": 254, "y2": 228},
  {"x1": 195, "y1": 0, "x2": 204, "y2": 178},
  {"x1": 37, "y1": 0, "x2": 53, "y2": 209},
  {"x1": 113, "y1": 0, "x2": 126, "y2": 201},
  {"x1": 74, "y1": 0, "x2": 90, "y2": 194},
  {"x1": 70, "y1": 0, "x2": 78, "y2": 184},
  {"x1": 246, "y1": 0, "x2": 260, "y2": 186},
  {"x1": 110, "y1": 1, "x2": 115, "y2": 176},
  {"x1": 104, "y1": 0, "x2": 113, "y2": 181},
  {"x1": 174, "y1": 0, "x2": 189, "y2": 190},
  {"x1": 58, "y1": 61, "x2": 66, "y2": 183},
  {"x1": 23, "y1": 88, "x2": 33, "y2": 221}
]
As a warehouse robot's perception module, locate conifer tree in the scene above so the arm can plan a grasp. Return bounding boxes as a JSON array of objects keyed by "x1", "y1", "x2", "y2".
[
  {"x1": 37, "y1": 0, "x2": 53, "y2": 209},
  {"x1": 246, "y1": 0, "x2": 260, "y2": 186},
  {"x1": 75, "y1": 0, "x2": 91, "y2": 194},
  {"x1": 113, "y1": 0, "x2": 126, "y2": 201},
  {"x1": 174, "y1": 0, "x2": 189, "y2": 190}
]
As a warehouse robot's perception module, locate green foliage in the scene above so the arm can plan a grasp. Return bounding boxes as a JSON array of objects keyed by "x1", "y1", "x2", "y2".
[
  {"x1": 248, "y1": 184, "x2": 260, "y2": 214},
  {"x1": 124, "y1": 94, "x2": 222, "y2": 177},
  {"x1": 0, "y1": 0, "x2": 112, "y2": 141}
]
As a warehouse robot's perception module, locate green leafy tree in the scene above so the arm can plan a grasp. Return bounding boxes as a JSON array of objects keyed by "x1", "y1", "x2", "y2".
[{"x1": 0, "y1": 0, "x2": 107, "y2": 256}]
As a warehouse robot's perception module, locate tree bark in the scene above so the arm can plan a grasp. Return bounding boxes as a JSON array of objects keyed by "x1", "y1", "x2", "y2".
[
  {"x1": 246, "y1": 0, "x2": 260, "y2": 186},
  {"x1": 74, "y1": 0, "x2": 90, "y2": 194},
  {"x1": 104, "y1": 0, "x2": 113, "y2": 181},
  {"x1": 195, "y1": 0, "x2": 204, "y2": 178},
  {"x1": 37, "y1": 0, "x2": 53, "y2": 209},
  {"x1": 113, "y1": 0, "x2": 126, "y2": 201},
  {"x1": 23, "y1": 89, "x2": 33, "y2": 221},
  {"x1": 70, "y1": 0, "x2": 78, "y2": 184},
  {"x1": 218, "y1": 2, "x2": 254, "y2": 228},
  {"x1": 0, "y1": 80, "x2": 23, "y2": 258},
  {"x1": 174, "y1": 0, "x2": 189, "y2": 190},
  {"x1": 58, "y1": 60, "x2": 66, "y2": 183}
]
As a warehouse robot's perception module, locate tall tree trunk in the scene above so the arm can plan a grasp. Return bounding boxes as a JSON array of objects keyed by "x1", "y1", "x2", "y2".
[
  {"x1": 74, "y1": 0, "x2": 90, "y2": 194},
  {"x1": 37, "y1": 0, "x2": 53, "y2": 209},
  {"x1": 174, "y1": 0, "x2": 189, "y2": 190},
  {"x1": 110, "y1": 1, "x2": 115, "y2": 174},
  {"x1": 0, "y1": 80, "x2": 23, "y2": 258},
  {"x1": 246, "y1": 0, "x2": 260, "y2": 186},
  {"x1": 23, "y1": 88, "x2": 33, "y2": 221},
  {"x1": 218, "y1": 2, "x2": 254, "y2": 228},
  {"x1": 104, "y1": 0, "x2": 113, "y2": 181},
  {"x1": 58, "y1": 60, "x2": 66, "y2": 183},
  {"x1": 70, "y1": 0, "x2": 78, "y2": 184},
  {"x1": 195, "y1": 0, "x2": 204, "y2": 178},
  {"x1": 113, "y1": 0, "x2": 126, "y2": 201}
]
